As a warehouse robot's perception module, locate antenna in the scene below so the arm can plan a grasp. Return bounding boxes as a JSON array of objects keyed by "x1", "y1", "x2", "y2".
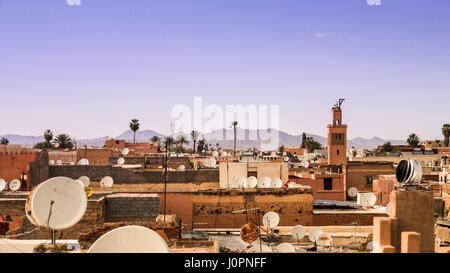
[
  {"x1": 0, "y1": 178, "x2": 6, "y2": 192},
  {"x1": 262, "y1": 211, "x2": 280, "y2": 229},
  {"x1": 347, "y1": 187, "x2": 359, "y2": 198},
  {"x1": 9, "y1": 179, "x2": 21, "y2": 191},
  {"x1": 100, "y1": 176, "x2": 114, "y2": 188},
  {"x1": 87, "y1": 225, "x2": 170, "y2": 253},
  {"x1": 240, "y1": 222, "x2": 259, "y2": 243},
  {"x1": 291, "y1": 225, "x2": 306, "y2": 242},
  {"x1": 247, "y1": 176, "x2": 258, "y2": 188}
]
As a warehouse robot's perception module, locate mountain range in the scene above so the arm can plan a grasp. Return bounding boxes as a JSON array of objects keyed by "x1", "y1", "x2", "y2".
[{"x1": 0, "y1": 128, "x2": 405, "y2": 150}]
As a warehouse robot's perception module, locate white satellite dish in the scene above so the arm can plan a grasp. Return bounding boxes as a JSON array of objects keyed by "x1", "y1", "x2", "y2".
[
  {"x1": 100, "y1": 176, "x2": 114, "y2": 188},
  {"x1": 347, "y1": 187, "x2": 359, "y2": 198},
  {"x1": 270, "y1": 178, "x2": 283, "y2": 188},
  {"x1": 56, "y1": 160, "x2": 63, "y2": 166},
  {"x1": 212, "y1": 151, "x2": 219, "y2": 157},
  {"x1": 78, "y1": 158, "x2": 89, "y2": 165},
  {"x1": 308, "y1": 228, "x2": 323, "y2": 243},
  {"x1": 316, "y1": 233, "x2": 333, "y2": 246},
  {"x1": 177, "y1": 165, "x2": 185, "y2": 171},
  {"x1": 283, "y1": 157, "x2": 289, "y2": 162},
  {"x1": 300, "y1": 160, "x2": 309, "y2": 168},
  {"x1": 78, "y1": 176, "x2": 90, "y2": 187},
  {"x1": 122, "y1": 148, "x2": 129, "y2": 156},
  {"x1": 247, "y1": 176, "x2": 258, "y2": 188},
  {"x1": 87, "y1": 225, "x2": 170, "y2": 253},
  {"x1": 291, "y1": 225, "x2": 306, "y2": 241},
  {"x1": 75, "y1": 179, "x2": 85, "y2": 189},
  {"x1": 258, "y1": 177, "x2": 271, "y2": 188},
  {"x1": 247, "y1": 244, "x2": 273, "y2": 253},
  {"x1": 70, "y1": 162, "x2": 75, "y2": 165},
  {"x1": 358, "y1": 192, "x2": 377, "y2": 207},
  {"x1": 274, "y1": 243, "x2": 296, "y2": 253},
  {"x1": 0, "y1": 178, "x2": 6, "y2": 192},
  {"x1": 117, "y1": 157, "x2": 125, "y2": 165},
  {"x1": 221, "y1": 151, "x2": 227, "y2": 157},
  {"x1": 282, "y1": 152, "x2": 287, "y2": 156},
  {"x1": 9, "y1": 179, "x2": 21, "y2": 191},
  {"x1": 49, "y1": 160, "x2": 55, "y2": 166},
  {"x1": 262, "y1": 211, "x2": 280, "y2": 229},
  {"x1": 209, "y1": 158, "x2": 217, "y2": 168},
  {"x1": 54, "y1": 143, "x2": 60, "y2": 148},
  {"x1": 26, "y1": 177, "x2": 87, "y2": 230},
  {"x1": 233, "y1": 176, "x2": 248, "y2": 188}
]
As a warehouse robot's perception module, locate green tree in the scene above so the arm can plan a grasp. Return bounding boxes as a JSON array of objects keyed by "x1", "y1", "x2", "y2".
[
  {"x1": 163, "y1": 136, "x2": 174, "y2": 152},
  {"x1": 1, "y1": 137, "x2": 9, "y2": 152},
  {"x1": 129, "y1": 119, "x2": 140, "y2": 147},
  {"x1": 190, "y1": 130, "x2": 200, "y2": 154},
  {"x1": 406, "y1": 133, "x2": 420, "y2": 148},
  {"x1": 151, "y1": 136, "x2": 161, "y2": 152},
  {"x1": 197, "y1": 138, "x2": 206, "y2": 153},
  {"x1": 300, "y1": 132, "x2": 307, "y2": 148},
  {"x1": 382, "y1": 142, "x2": 393, "y2": 153},
  {"x1": 53, "y1": 134, "x2": 73, "y2": 149},
  {"x1": 279, "y1": 145, "x2": 285, "y2": 153},
  {"x1": 304, "y1": 137, "x2": 322, "y2": 153},
  {"x1": 231, "y1": 121, "x2": 238, "y2": 155},
  {"x1": 442, "y1": 123, "x2": 450, "y2": 147},
  {"x1": 44, "y1": 129, "x2": 53, "y2": 143},
  {"x1": 176, "y1": 135, "x2": 189, "y2": 150}
]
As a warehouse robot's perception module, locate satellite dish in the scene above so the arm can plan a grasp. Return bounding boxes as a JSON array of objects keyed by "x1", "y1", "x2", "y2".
[
  {"x1": 209, "y1": 158, "x2": 217, "y2": 168},
  {"x1": 49, "y1": 160, "x2": 55, "y2": 166},
  {"x1": 247, "y1": 244, "x2": 272, "y2": 253},
  {"x1": 54, "y1": 143, "x2": 60, "y2": 148},
  {"x1": 262, "y1": 212, "x2": 280, "y2": 229},
  {"x1": 308, "y1": 228, "x2": 323, "y2": 242},
  {"x1": 300, "y1": 160, "x2": 309, "y2": 168},
  {"x1": 25, "y1": 177, "x2": 87, "y2": 230},
  {"x1": 212, "y1": 151, "x2": 219, "y2": 157},
  {"x1": 274, "y1": 243, "x2": 296, "y2": 253},
  {"x1": 233, "y1": 176, "x2": 248, "y2": 188},
  {"x1": 100, "y1": 176, "x2": 114, "y2": 188},
  {"x1": 258, "y1": 177, "x2": 271, "y2": 188},
  {"x1": 70, "y1": 162, "x2": 75, "y2": 165},
  {"x1": 87, "y1": 225, "x2": 170, "y2": 253},
  {"x1": 221, "y1": 151, "x2": 227, "y2": 157},
  {"x1": 78, "y1": 176, "x2": 90, "y2": 187},
  {"x1": 270, "y1": 152, "x2": 276, "y2": 157},
  {"x1": 78, "y1": 158, "x2": 89, "y2": 165},
  {"x1": 75, "y1": 179, "x2": 85, "y2": 188},
  {"x1": 358, "y1": 192, "x2": 377, "y2": 207},
  {"x1": 117, "y1": 157, "x2": 125, "y2": 165},
  {"x1": 283, "y1": 157, "x2": 289, "y2": 162},
  {"x1": 282, "y1": 152, "x2": 287, "y2": 156},
  {"x1": 240, "y1": 223, "x2": 259, "y2": 243},
  {"x1": 0, "y1": 178, "x2": 6, "y2": 192},
  {"x1": 396, "y1": 159, "x2": 422, "y2": 185},
  {"x1": 9, "y1": 179, "x2": 21, "y2": 191},
  {"x1": 177, "y1": 165, "x2": 185, "y2": 171},
  {"x1": 291, "y1": 225, "x2": 306, "y2": 241},
  {"x1": 270, "y1": 178, "x2": 283, "y2": 188},
  {"x1": 366, "y1": 241, "x2": 373, "y2": 250},
  {"x1": 316, "y1": 233, "x2": 333, "y2": 246},
  {"x1": 56, "y1": 160, "x2": 62, "y2": 166},
  {"x1": 247, "y1": 176, "x2": 258, "y2": 188},
  {"x1": 348, "y1": 187, "x2": 359, "y2": 198},
  {"x1": 122, "y1": 148, "x2": 129, "y2": 155}
]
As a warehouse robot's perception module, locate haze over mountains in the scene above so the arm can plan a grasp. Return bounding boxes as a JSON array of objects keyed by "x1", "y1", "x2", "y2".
[{"x1": 0, "y1": 128, "x2": 405, "y2": 150}]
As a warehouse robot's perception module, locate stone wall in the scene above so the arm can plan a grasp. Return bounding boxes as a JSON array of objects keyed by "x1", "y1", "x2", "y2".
[{"x1": 105, "y1": 193, "x2": 160, "y2": 221}]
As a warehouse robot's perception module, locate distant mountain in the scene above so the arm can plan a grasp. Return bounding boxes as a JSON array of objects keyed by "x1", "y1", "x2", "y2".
[{"x1": 0, "y1": 128, "x2": 405, "y2": 150}]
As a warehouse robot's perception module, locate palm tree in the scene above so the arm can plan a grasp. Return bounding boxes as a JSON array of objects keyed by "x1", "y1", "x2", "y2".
[
  {"x1": 190, "y1": 130, "x2": 200, "y2": 154},
  {"x1": 176, "y1": 135, "x2": 189, "y2": 150},
  {"x1": 44, "y1": 129, "x2": 53, "y2": 144},
  {"x1": 1, "y1": 138, "x2": 9, "y2": 152},
  {"x1": 231, "y1": 121, "x2": 238, "y2": 155},
  {"x1": 163, "y1": 136, "x2": 174, "y2": 152},
  {"x1": 406, "y1": 133, "x2": 420, "y2": 148},
  {"x1": 442, "y1": 123, "x2": 450, "y2": 147},
  {"x1": 151, "y1": 136, "x2": 161, "y2": 152},
  {"x1": 129, "y1": 119, "x2": 140, "y2": 147},
  {"x1": 53, "y1": 134, "x2": 73, "y2": 149}
]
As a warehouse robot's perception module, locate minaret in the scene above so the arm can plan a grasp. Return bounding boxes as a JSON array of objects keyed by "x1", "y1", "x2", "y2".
[{"x1": 327, "y1": 99, "x2": 347, "y2": 165}]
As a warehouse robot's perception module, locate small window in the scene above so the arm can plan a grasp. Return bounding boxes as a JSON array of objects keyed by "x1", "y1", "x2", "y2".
[
  {"x1": 337, "y1": 149, "x2": 340, "y2": 155},
  {"x1": 324, "y1": 178, "x2": 333, "y2": 190},
  {"x1": 116, "y1": 140, "x2": 120, "y2": 144},
  {"x1": 366, "y1": 176, "x2": 373, "y2": 185}
]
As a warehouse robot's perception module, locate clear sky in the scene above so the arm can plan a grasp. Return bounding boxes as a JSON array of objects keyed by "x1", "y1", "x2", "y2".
[{"x1": 0, "y1": 0, "x2": 449, "y2": 140}]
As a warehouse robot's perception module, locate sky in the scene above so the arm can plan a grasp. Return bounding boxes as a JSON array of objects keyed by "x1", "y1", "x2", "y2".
[{"x1": 0, "y1": 0, "x2": 449, "y2": 141}]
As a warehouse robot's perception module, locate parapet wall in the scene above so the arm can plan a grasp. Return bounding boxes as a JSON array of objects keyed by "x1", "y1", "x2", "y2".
[{"x1": 0, "y1": 151, "x2": 38, "y2": 186}]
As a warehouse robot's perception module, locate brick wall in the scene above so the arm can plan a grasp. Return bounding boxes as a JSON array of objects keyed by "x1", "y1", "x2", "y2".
[
  {"x1": 0, "y1": 151, "x2": 37, "y2": 188},
  {"x1": 27, "y1": 151, "x2": 49, "y2": 190},
  {"x1": 77, "y1": 149, "x2": 114, "y2": 165},
  {"x1": 105, "y1": 193, "x2": 160, "y2": 221}
]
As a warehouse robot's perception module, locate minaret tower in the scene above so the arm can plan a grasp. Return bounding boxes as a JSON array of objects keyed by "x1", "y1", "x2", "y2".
[{"x1": 327, "y1": 99, "x2": 347, "y2": 165}]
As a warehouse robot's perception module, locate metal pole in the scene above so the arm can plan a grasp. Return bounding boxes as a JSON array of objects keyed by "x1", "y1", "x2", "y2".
[{"x1": 163, "y1": 143, "x2": 168, "y2": 222}]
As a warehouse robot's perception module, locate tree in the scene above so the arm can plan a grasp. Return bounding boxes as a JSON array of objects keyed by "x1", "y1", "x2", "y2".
[
  {"x1": 129, "y1": 119, "x2": 140, "y2": 147},
  {"x1": 151, "y1": 136, "x2": 161, "y2": 152},
  {"x1": 197, "y1": 138, "x2": 206, "y2": 153},
  {"x1": 163, "y1": 136, "x2": 174, "y2": 152},
  {"x1": 190, "y1": 130, "x2": 200, "y2": 154},
  {"x1": 382, "y1": 142, "x2": 393, "y2": 153},
  {"x1": 279, "y1": 145, "x2": 285, "y2": 153},
  {"x1": 406, "y1": 133, "x2": 420, "y2": 148},
  {"x1": 44, "y1": 129, "x2": 53, "y2": 143},
  {"x1": 53, "y1": 134, "x2": 73, "y2": 149},
  {"x1": 304, "y1": 136, "x2": 322, "y2": 153},
  {"x1": 231, "y1": 121, "x2": 238, "y2": 155},
  {"x1": 442, "y1": 123, "x2": 450, "y2": 147},
  {"x1": 176, "y1": 135, "x2": 189, "y2": 150},
  {"x1": 1, "y1": 138, "x2": 9, "y2": 152},
  {"x1": 300, "y1": 132, "x2": 307, "y2": 148}
]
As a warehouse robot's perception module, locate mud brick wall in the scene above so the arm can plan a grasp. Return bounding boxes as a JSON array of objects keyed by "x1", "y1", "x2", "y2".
[
  {"x1": 49, "y1": 165, "x2": 113, "y2": 179},
  {"x1": 192, "y1": 188, "x2": 313, "y2": 228},
  {"x1": 0, "y1": 197, "x2": 27, "y2": 217},
  {"x1": 109, "y1": 156, "x2": 145, "y2": 165},
  {"x1": 105, "y1": 194, "x2": 160, "y2": 221},
  {"x1": 312, "y1": 212, "x2": 386, "y2": 226}
]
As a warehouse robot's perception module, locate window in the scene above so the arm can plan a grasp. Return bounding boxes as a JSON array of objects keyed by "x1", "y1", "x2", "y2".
[
  {"x1": 324, "y1": 178, "x2": 333, "y2": 190},
  {"x1": 337, "y1": 149, "x2": 340, "y2": 155},
  {"x1": 366, "y1": 176, "x2": 373, "y2": 185},
  {"x1": 116, "y1": 140, "x2": 120, "y2": 144}
]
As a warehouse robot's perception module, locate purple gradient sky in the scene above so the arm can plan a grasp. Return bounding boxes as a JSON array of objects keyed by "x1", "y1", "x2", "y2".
[{"x1": 0, "y1": 0, "x2": 449, "y2": 140}]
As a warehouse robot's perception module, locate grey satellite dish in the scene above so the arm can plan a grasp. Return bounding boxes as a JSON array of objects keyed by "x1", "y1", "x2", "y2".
[
  {"x1": 258, "y1": 177, "x2": 271, "y2": 188},
  {"x1": 0, "y1": 178, "x2": 6, "y2": 192},
  {"x1": 247, "y1": 244, "x2": 272, "y2": 253},
  {"x1": 78, "y1": 176, "x2": 90, "y2": 188},
  {"x1": 247, "y1": 176, "x2": 258, "y2": 188},
  {"x1": 100, "y1": 176, "x2": 114, "y2": 188},
  {"x1": 270, "y1": 178, "x2": 283, "y2": 188},
  {"x1": 26, "y1": 177, "x2": 87, "y2": 230},
  {"x1": 9, "y1": 179, "x2": 21, "y2": 191},
  {"x1": 308, "y1": 228, "x2": 323, "y2": 242},
  {"x1": 396, "y1": 159, "x2": 422, "y2": 186},
  {"x1": 262, "y1": 212, "x2": 280, "y2": 229},
  {"x1": 87, "y1": 225, "x2": 170, "y2": 253},
  {"x1": 348, "y1": 187, "x2": 358, "y2": 198},
  {"x1": 274, "y1": 243, "x2": 295, "y2": 253},
  {"x1": 291, "y1": 225, "x2": 306, "y2": 241},
  {"x1": 117, "y1": 157, "x2": 125, "y2": 165},
  {"x1": 122, "y1": 148, "x2": 129, "y2": 156}
]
